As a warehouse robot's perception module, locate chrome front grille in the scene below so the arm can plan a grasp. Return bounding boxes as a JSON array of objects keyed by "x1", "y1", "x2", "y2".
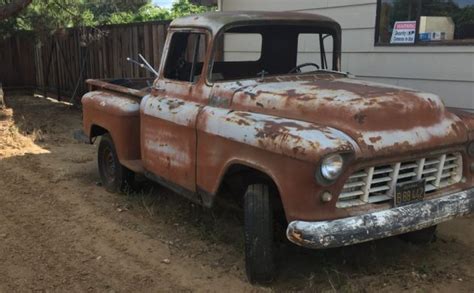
[{"x1": 337, "y1": 152, "x2": 463, "y2": 208}]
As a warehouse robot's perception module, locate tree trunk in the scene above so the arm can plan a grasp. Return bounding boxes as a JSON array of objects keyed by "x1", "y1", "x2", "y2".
[{"x1": 0, "y1": 0, "x2": 32, "y2": 20}]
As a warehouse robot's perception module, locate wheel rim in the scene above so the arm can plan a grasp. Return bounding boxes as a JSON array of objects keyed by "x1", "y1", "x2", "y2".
[{"x1": 102, "y1": 146, "x2": 116, "y2": 182}]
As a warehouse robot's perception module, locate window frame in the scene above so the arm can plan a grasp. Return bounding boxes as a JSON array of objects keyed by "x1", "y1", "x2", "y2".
[
  {"x1": 207, "y1": 24, "x2": 341, "y2": 84},
  {"x1": 374, "y1": 0, "x2": 474, "y2": 47},
  {"x1": 160, "y1": 28, "x2": 211, "y2": 84}
]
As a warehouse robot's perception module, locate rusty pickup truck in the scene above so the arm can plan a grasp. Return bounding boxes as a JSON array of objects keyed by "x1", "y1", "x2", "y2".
[{"x1": 80, "y1": 11, "x2": 474, "y2": 283}]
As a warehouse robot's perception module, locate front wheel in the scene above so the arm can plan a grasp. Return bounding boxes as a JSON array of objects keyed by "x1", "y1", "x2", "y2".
[
  {"x1": 98, "y1": 133, "x2": 134, "y2": 193},
  {"x1": 244, "y1": 184, "x2": 276, "y2": 284}
]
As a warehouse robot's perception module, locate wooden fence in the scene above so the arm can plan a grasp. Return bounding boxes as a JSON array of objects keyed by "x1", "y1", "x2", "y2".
[
  {"x1": 0, "y1": 20, "x2": 170, "y2": 104},
  {"x1": 0, "y1": 32, "x2": 37, "y2": 89}
]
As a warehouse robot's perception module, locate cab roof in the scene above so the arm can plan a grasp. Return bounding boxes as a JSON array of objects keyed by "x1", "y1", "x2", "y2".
[{"x1": 169, "y1": 11, "x2": 341, "y2": 35}]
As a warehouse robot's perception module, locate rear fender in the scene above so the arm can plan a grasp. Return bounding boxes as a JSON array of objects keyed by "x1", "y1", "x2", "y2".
[{"x1": 82, "y1": 91, "x2": 141, "y2": 161}]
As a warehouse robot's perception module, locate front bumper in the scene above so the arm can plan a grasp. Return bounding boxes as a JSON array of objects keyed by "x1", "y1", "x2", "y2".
[{"x1": 287, "y1": 188, "x2": 474, "y2": 249}]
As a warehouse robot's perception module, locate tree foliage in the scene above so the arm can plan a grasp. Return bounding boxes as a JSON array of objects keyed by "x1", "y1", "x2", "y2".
[
  {"x1": 1, "y1": 0, "x2": 215, "y2": 36},
  {"x1": 108, "y1": 0, "x2": 213, "y2": 24},
  {"x1": 82, "y1": 0, "x2": 149, "y2": 25},
  {"x1": 0, "y1": 0, "x2": 32, "y2": 20}
]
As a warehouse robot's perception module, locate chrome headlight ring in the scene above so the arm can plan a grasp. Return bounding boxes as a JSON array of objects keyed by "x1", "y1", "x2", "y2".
[{"x1": 316, "y1": 153, "x2": 345, "y2": 185}]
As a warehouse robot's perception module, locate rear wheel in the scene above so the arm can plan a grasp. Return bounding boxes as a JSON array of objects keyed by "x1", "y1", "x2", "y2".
[
  {"x1": 98, "y1": 133, "x2": 134, "y2": 193},
  {"x1": 244, "y1": 184, "x2": 276, "y2": 284},
  {"x1": 399, "y1": 225, "x2": 437, "y2": 244}
]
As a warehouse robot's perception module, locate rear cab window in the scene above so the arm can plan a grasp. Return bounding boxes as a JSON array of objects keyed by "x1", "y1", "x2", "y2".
[{"x1": 210, "y1": 25, "x2": 340, "y2": 82}]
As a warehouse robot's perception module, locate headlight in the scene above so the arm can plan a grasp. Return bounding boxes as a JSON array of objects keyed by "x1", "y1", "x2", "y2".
[
  {"x1": 468, "y1": 141, "x2": 474, "y2": 157},
  {"x1": 320, "y1": 154, "x2": 344, "y2": 181}
]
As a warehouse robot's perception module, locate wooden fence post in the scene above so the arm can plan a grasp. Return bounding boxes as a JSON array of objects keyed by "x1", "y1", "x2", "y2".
[
  {"x1": 43, "y1": 38, "x2": 55, "y2": 98},
  {"x1": 54, "y1": 40, "x2": 61, "y2": 101},
  {"x1": 0, "y1": 82, "x2": 4, "y2": 109}
]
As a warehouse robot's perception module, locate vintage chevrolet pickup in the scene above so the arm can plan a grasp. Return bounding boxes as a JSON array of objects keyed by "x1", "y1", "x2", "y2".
[{"x1": 80, "y1": 11, "x2": 474, "y2": 283}]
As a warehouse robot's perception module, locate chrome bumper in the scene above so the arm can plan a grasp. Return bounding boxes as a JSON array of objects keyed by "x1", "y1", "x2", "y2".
[{"x1": 286, "y1": 188, "x2": 474, "y2": 249}]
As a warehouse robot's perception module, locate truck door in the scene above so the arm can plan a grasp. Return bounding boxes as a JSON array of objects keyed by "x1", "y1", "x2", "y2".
[{"x1": 141, "y1": 30, "x2": 210, "y2": 193}]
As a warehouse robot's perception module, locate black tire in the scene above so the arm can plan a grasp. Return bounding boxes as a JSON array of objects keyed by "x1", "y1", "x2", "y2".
[
  {"x1": 399, "y1": 225, "x2": 437, "y2": 244},
  {"x1": 244, "y1": 184, "x2": 275, "y2": 284},
  {"x1": 98, "y1": 133, "x2": 134, "y2": 193}
]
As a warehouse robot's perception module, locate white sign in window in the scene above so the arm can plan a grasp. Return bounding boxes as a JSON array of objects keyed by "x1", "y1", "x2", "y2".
[{"x1": 390, "y1": 21, "x2": 416, "y2": 44}]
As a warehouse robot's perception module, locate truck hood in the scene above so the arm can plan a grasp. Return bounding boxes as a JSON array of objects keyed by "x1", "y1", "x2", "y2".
[{"x1": 222, "y1": 75, "x2": 469, "y2": 157}]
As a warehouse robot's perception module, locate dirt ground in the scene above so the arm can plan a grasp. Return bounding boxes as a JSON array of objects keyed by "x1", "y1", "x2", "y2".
[{"x1": 0, "y1": 94, "x2": 473, "y2": 292}]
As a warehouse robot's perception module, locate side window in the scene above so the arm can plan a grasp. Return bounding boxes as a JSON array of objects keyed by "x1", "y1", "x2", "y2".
[{"x1": 164, "y1": 32, "x2": 207, "y2": 82}]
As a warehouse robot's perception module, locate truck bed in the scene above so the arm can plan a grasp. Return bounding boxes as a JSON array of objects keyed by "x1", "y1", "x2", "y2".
[{"x1": 86, "y1": 78, "x2": 154, "y2": 98}]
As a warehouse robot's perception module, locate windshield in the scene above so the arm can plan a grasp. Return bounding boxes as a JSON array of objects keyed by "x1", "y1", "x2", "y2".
[{"x1": 210, "y1": 24, "x2": 341, "y2": 82}]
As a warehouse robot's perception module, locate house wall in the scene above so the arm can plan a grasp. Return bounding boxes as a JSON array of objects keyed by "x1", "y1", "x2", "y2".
[{"x1": 221, "y1": 0, "x2": 474, "y2": 111}]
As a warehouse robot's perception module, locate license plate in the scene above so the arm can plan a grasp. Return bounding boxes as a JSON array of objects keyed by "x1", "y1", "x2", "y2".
[{"x1": 394, "y1": 179, "x2": 425, "y2": 206}]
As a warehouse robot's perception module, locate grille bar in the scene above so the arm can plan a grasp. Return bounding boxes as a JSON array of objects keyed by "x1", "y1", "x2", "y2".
[{"x1": 337, "y1": 152, "x2": 463, "y2": 208}]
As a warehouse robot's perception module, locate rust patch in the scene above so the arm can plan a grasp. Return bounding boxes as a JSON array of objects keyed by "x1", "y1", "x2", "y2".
[
  {"x1": 167, "y1": 100, "x2": 185, "y2": 110},
  {"x1": 353, "y1": 113, "x2": 366, "y2": 124},
  {"x1": 369, "y1": 136, "x2": 382, "y2": 143},
  {"x1": 300, "y1": 79, "x2": 406, "y2": 98},
  {"x1": 292, "y1": 145, "x2": 305, "y2": 155}
]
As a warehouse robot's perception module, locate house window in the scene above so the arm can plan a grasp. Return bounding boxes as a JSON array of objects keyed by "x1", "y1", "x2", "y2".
[{"x1": 376, "y1": 0, "x2": 474, "y2": 45}]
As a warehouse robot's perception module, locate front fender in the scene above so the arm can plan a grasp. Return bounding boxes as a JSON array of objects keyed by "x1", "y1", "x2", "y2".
[
  {"x1": 197, "y1": 107, "x2": 358, "y2": 164},
  {"x1": 195, "y1": 107, "x2": 358, "y2": 221},
  {"x1": 450, "y1": 108, "x2": 474, "y2": 140}
]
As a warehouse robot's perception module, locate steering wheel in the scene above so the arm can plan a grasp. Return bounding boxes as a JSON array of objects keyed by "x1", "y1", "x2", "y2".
[{"x1": 289, "y1": 63, "x2": 320, "y2": 74}]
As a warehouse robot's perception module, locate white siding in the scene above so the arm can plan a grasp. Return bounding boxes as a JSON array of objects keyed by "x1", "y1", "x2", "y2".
[{"x1": 221, "y1": 0, "x2": 474, "y2": 110}]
